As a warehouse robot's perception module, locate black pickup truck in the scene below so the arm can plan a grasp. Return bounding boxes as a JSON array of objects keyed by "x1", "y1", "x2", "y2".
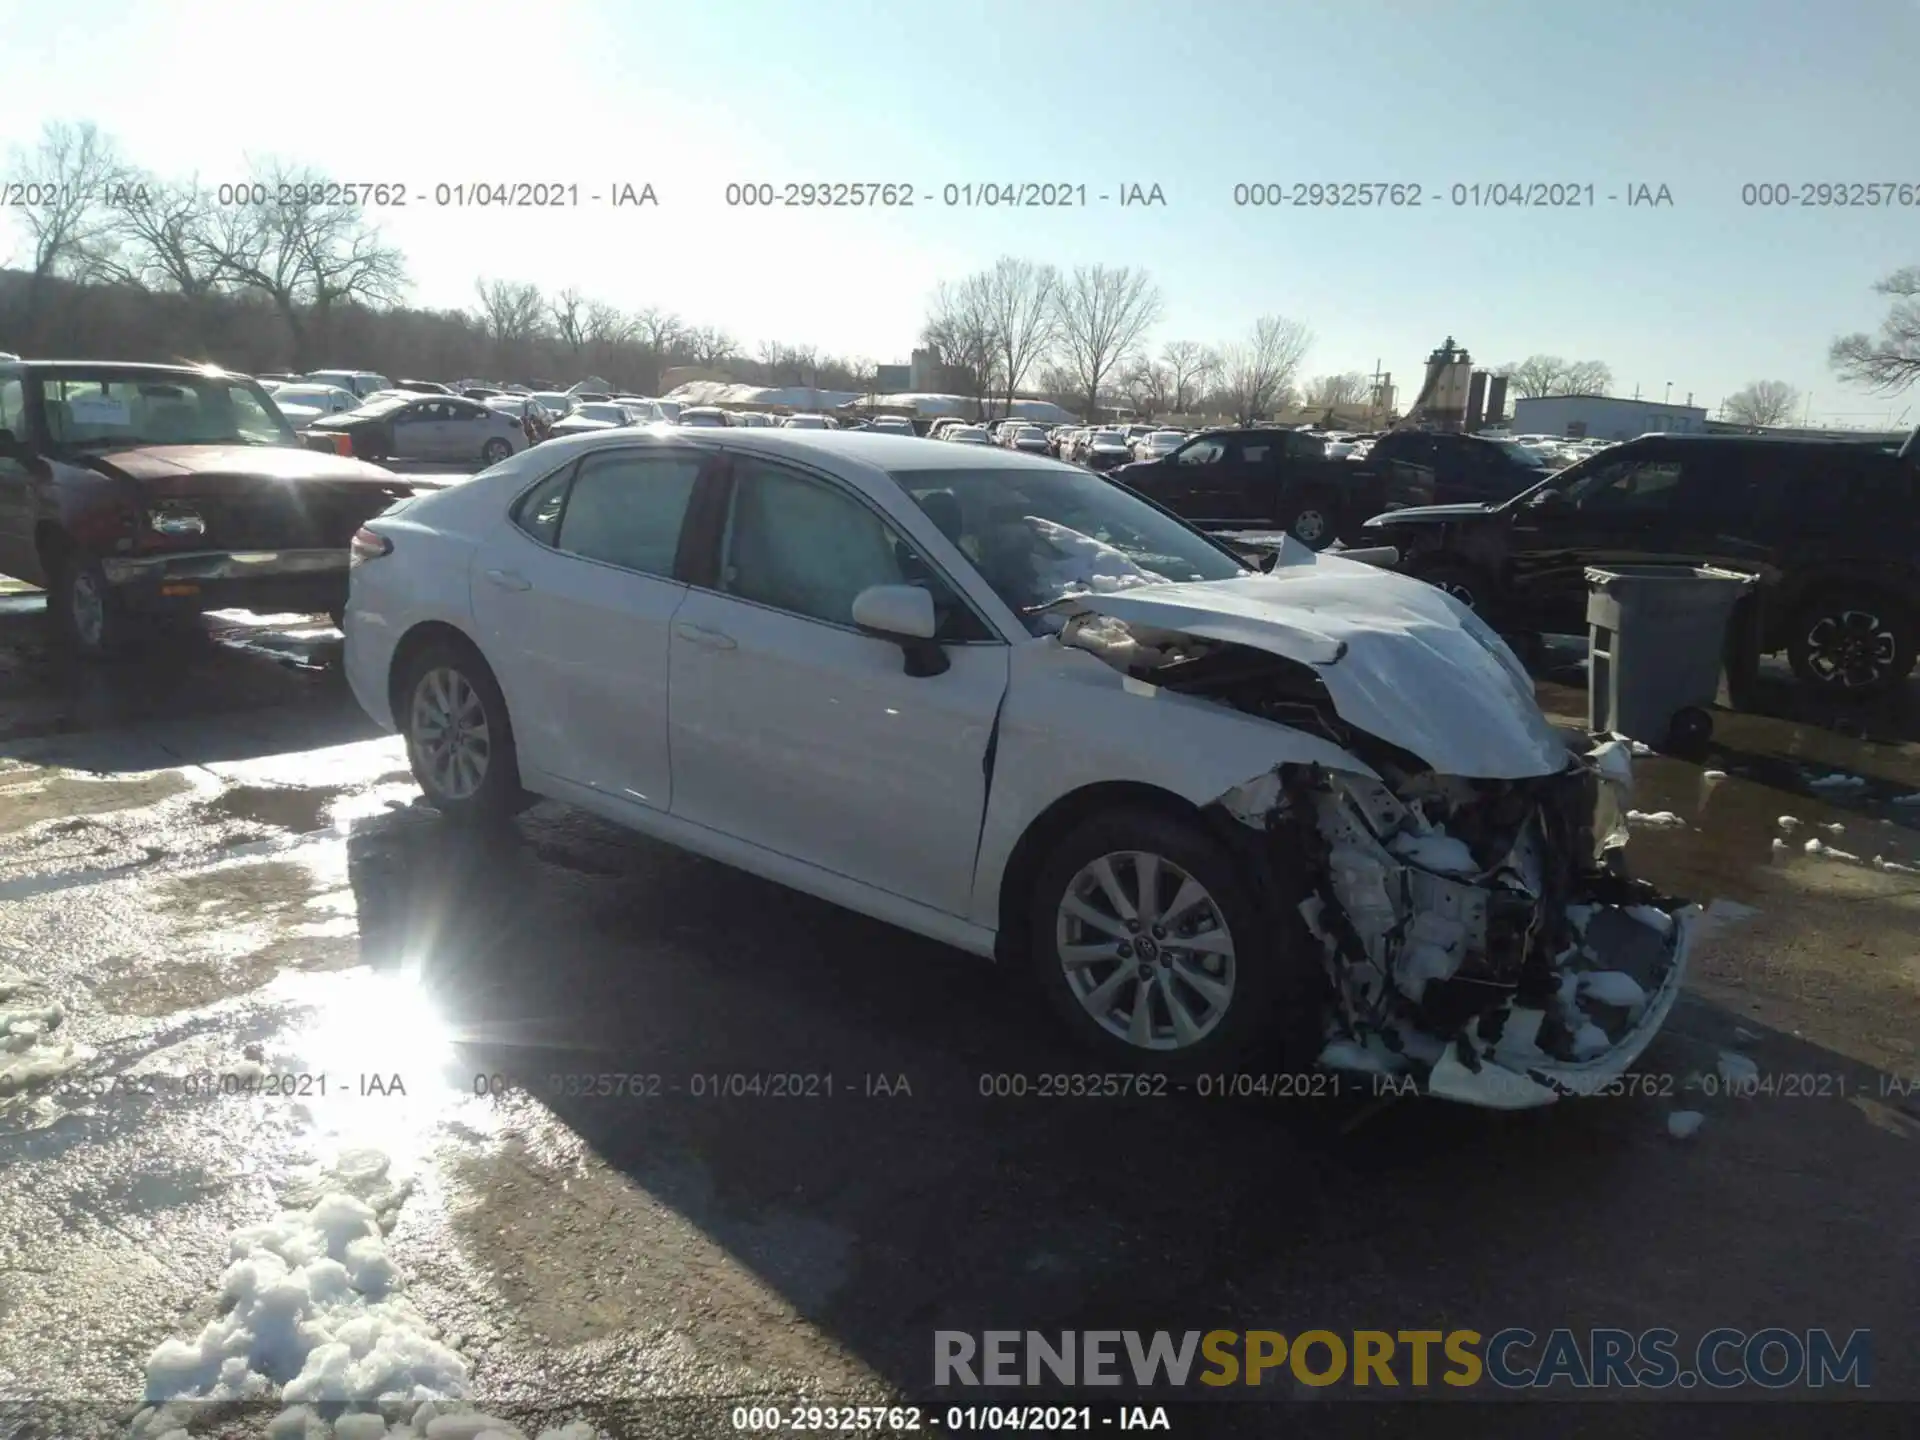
[
  {"x1": 1108, "y1": 427, "x2": 1371, "y2": 548},
  {"x1": 0, "y1": 359, "x2": 411, "y2": 657}
]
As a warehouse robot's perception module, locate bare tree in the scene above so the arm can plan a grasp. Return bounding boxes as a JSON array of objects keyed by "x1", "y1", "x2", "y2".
[
  {"x1": 3, "y1": 121, "x2": 127, "y2": 280},
  {"x1": 473, "y1": 279, "x2": 546, "y2": 342},
  {"x1": 550, "y1": 288, "x2": 587, "y2": 354},
  {"x1": 1301, "y1": 371, "x2": 1371, "y2": 408},
  {"x1": 91, "y1": 178, "x2": 235, "y2": 297},
  {"x1": 685, "y1": 325, "x2": 739, "y2": 367},
  {"x1": 1123, "y1": 357, "x2": 1172, "y2": 416},
  {"x1": 1502, "y1": 355, "x2": 1612, "y2": 398},
  {"x1": 1050, "y1": 264, "x2": 1162, "y2": 422},
  {"x1": 584, "y1": 300, "x2": 635, "y2": 347},
  {"x1": 1563, "y1": 359, "x2": 1613, "y2": 396},
  {"x1": 1830, "y1": 266, "x2": 1920, "y2": 394},
  {"x1": 631, "y1": 306, "x2": 683, "y2": 354},
  {"x1": 924, "y1": 275, "x2": 1002, "y2": 418},
  {"x1": 980, "y1": 256, "x2": 1058, "y2": 413},
  {"x1": 1215, "y1": 315, "x2": 1313, "y2": 426},
  {"x1": 1160, "y1": 340, "x2": 1215, "y2": 413},
  {"x1": 209, "y1": 162, "x2": 406, "y2": 366},
  {"x1": 1722, "y1": 379, "x2": 1800, "y2": 428}
]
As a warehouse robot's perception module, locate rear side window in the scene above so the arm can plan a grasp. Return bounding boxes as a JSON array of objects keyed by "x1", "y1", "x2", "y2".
[
  {"x1": 555, "y1": 450, "x2": 703, "y2": 577},
  {"x1": 514, "y1": 466, "x2": 573, "y2": 545},
  {"x1": 0, "y1": 376, "x2": 23, "y2": 438}
]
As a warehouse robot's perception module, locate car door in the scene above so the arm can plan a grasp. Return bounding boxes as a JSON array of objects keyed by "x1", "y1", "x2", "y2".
[
  {"x1": 468, "y1": 444, "x2": 709, "y2": 808},
  {"x1": 387, "y1": 401, "x2": 436, "y2": 460},
  {"x1": 666, "y1": 451, "x2": 1010, "y2": 917},
  {"x1": 442, "y1": 400, "x2": 489, "y2": 461},
  {"x1": 0, "y1": 370, "x2": 37, "y2": 582},
  {"x1": 1506, "y1": 444, "x2": 1748, "y2": 633},
  {"x1": 1372, "y1": 433, "x2": 1437, "y2": 508},
  {"x1": 1148, "y1": 434, "x2": 1229, "y2": 516}
]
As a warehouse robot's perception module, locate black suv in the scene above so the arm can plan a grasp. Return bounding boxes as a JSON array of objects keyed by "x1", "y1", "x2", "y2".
[
  {"x1": 1355, "y1": 430, "x2": 1558, "y2": 509},
  {"x1": 1361, "y1": 428, "x2": 1920, "y2": 695}
]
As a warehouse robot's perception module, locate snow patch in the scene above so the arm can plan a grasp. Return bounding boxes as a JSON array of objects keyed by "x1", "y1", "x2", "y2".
[
  {"x1": 1626, "y1": 810, "x2": 1686, "y2": 829},
  {"x1": 1577, "y1": 970, "x2": 1649, "y2": 1010},
  {"x1": 1873, "y1": 855, "x2": 1920, "y2": 875},
  {"x1": 1891, "y1": 792, "x2": 1920, "y2": 806},
  {"x1": 1716, "y1": 1050, "x2": 1760, "y2": 1088},
  {"x1": 1776, "y1": 816, "x2": 1801, "y2": 831},
  {"x1": 0, "y1": 994, "x2": 94, "y2": 1095},
  {"x1": 1387, "y1": 830, "x2": 1480, "y2": 876},
  {"x1": 1701, "y1": 769, "x2": 1728, "y2": 781},
  {"x1": 1667, "y1": 1110, "x2": 1706, "y2": 1139},
  {"x1": 1803, "y1": 837, "x2": 1861, "y2": 862}
]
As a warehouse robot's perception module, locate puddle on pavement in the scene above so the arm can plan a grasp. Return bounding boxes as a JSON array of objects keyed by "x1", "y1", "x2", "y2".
[
  {"x1": 91, "y1": 859, "x2": 365, "y2": 1015},
  {"x1": 443, "y1": 1136, "x2": 860, "y2": 1382},
  {"x1": 1618, "y1": 756, "x2": 1920, "y2": 1078},
  {"x1": 202, "y1": 784, "x2": 345, "y2": 834},
  {"x1": 0, "y1": 764, "x2": 192, "y2": 835}
]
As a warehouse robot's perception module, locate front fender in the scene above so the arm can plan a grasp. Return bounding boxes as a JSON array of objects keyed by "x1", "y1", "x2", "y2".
[{"x1": 968, "y1": 638, "x2": 1377, "y2": 933}]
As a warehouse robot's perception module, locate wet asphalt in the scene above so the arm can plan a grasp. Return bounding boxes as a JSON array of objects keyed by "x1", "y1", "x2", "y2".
[{"x1": 0, "y1": 575, "x2": 1916, "y2": 1439}]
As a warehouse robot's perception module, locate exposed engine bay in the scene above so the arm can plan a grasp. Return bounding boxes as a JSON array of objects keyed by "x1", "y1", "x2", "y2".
[{"x1": 1059, "y1": 608, "x2": 1699, "y2": 1108}]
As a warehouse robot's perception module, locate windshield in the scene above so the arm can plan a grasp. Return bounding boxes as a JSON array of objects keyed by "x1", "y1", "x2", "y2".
[
  {"x1": 36, "y1": 368, "x2": 297, "y2": 449},
  {"x1": 1015, "y1": 427, "x2": 1046, "y2": 442},
  {"x1": 1092, "y1": 430, "x2": 1126, "y2": 445},
  {"x1": 896, "y1": 466, "x2": 1245, "y2": 631}
]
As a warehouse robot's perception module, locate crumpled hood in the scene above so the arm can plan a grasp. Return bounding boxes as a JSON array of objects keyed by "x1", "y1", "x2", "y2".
[{"x1": 1053, "y1": 544, "x2": 1571, "y2": 779}]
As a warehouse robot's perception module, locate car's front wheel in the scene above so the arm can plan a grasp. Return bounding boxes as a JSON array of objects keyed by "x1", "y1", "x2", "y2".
[
  {"x1": 1030, "y1": 808, "x2": 1307, "y2": 1072},
  {"x1": 1786, "y1": 590, "x2": 1917, "y2": 697},
  {"x1": 1286, "y1": 497, "x2": 1336, "y2": 550},
  {"x1": 49, "y1": 548, "x2": 135, "y2": 660},
  {"x1": 480, "y1": 437, "x2": 512, "y2": 466},
  {"x1": 398, "y1": 641, "x2": 529, "y2": 822}
]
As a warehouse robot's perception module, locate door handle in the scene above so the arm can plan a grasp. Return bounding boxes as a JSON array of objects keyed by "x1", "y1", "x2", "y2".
[
  {"x1": 483, "y1": 568, "x2": 532, "y2": 592},
  {"x1": 675, "y1": 621, "x2": 737, "y2": 650}
]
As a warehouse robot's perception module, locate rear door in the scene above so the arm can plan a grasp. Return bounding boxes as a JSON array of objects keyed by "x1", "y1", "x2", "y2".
[
  {"x1": 441, "y1": 400, "x2": 491, "y2": 462},
  {"x1": 1151, "y1": 434, "x2": 1233, "y2": 519},
  {"x1": 469, "y1": 444, "x2": 710, "y2": 808},
  {"x1": 388, "y1": 401, "x2": 439, "y2": 460}
]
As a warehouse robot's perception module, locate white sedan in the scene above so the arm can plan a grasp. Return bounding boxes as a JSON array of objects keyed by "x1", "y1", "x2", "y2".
[{"x1": 342, "y1": 430, "x2": 1696, "y2": 1102}]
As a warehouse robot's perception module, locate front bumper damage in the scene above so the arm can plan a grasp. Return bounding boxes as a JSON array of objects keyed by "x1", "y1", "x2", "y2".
[{"x1": 1226, "y1": 739, "x2": 1698, "y2": 1108}]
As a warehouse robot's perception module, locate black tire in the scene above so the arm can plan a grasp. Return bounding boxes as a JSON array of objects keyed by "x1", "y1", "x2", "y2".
[
  {"x1": 396, "y1": 639, "x2": 530, "y2": 824},
  {"x1": 480, "y1": 437, "x2": 512, "y2": 466},
  {"x1": 327, "y1": 605, "x2": 347, "y2": 630},
  {"x1": 1786, "y1": 589, "x2": 1917, "y2": 697},
  {"x1": 1027, "y1": 807, "x2": 1314, "y2": 1075},
  {"x1": 358, "y1": 427, "x2": 390, "y2": 463},
  {"x1": 48, "y1": 547, "x2": 137, "y2": 660},
  {"x1": 1407, "y1": 558, "x2": 1491, "y2": 615},
  {"x1": 1285, "y1": 495, "x2": 1337, "y2": 551}
]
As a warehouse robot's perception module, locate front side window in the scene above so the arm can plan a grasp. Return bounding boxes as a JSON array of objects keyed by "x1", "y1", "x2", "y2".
[
  {"x1": 1177, "y1": 438, "x2": 1226, "y2": 466},
  {"x1": 722, "y1": 460, "x2": 913, "y2": 625},
  {"x1": 554, "y1": 450, "x2": 703, "y2": 576}
]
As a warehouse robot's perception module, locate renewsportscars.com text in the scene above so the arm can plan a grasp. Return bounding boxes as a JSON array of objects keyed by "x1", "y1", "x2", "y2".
[{"x1": 934, "y1": 1327, "x2": 1872, "y2": 1391}]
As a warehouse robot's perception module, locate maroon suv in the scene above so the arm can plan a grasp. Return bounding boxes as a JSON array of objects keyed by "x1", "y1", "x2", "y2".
[{"x1": 0, "y1": 359, "x2": 411, "y2": 656}]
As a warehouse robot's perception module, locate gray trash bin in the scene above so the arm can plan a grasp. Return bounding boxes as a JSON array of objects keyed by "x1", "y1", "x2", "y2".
[{"x1": 1586, "y1": 564, "x2": 1758, "y2": 751}]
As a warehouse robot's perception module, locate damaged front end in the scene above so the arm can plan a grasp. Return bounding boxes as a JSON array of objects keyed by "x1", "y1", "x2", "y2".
[
  {"x1": 1055, "y1": 592, "x2": 1699, "y2": 1109},
  {"x1": 1271, "y1": 747, "x2": 1697, "y2": 1108}
]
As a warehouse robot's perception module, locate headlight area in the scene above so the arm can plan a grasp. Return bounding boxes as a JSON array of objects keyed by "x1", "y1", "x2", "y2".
[{"x1": 1225, "y1": 736, "x2": 1697, "y2": 1109}]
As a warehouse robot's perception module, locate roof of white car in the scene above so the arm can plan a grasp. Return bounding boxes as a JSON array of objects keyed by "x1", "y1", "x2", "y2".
[{"x1": 520, "y1": 422, "x2": 1079, "y2": 475}]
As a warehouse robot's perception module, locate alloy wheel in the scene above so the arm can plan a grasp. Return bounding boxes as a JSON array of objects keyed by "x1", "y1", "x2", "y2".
[
  {"x1": 70, "y1": 570, "x2": 106, "y2": 648},
  {"x1": 1804, "y1": 609, "x2": 1898, "y2": 689},
  {"x1": 1055, "y1": 850, "x2": 1237, "y2": 1051},
  {"x1": 411, "y1": 666, "x2": 491, "y2": 799},
  {"x1": 1292, "y1": 508, "x2": 1327, "y2": 545}
]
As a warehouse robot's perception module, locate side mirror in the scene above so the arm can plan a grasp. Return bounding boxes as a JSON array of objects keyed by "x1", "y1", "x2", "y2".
[{"x1": 852, "y1": 583, "x2": 949, "y2": 677}]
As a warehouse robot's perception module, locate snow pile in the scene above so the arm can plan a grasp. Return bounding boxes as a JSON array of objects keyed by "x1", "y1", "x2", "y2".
[
  {"x1": 1626, "y1": 810, "x2": 1686, "y2": 829},
  {"x1": 1892, "y1": 792, "x2": 1920, "y2": 806},
  {"x1": 1577, "y1": 970, "x2": 1648, "y2": 1011},
  {"x1": 1806, "y1": 773, "x2": 1867, "y2": 791},
  {"x1": 1387, "y1": 830, "x2": 1479, "y2": 876},
  {"x1": 1667, "y1": 1110, "x2": 1706, "y2": 1139},
  {"x1": 134, "y1": 1150, "x2": 604, "y2": 1440},
  {"x1": 1802, "y1": 837, "x2": 1861, "y2": 862},
  {"x1": 1776, "y1": 815, "x2": 1801, "y2": 831},
  {"x1": 1702, "y1": 769, "x2": 1728, "y2": 782},
  {"x1": 0, "y1": 971, "x2": 94, "y2": 1095},
  {"x1": 1821, "y1": 821, "x2": 1846, "y2": 835},
  {"x1": 1872, "y1": 855, "x2": 1920, "y2": 875}
]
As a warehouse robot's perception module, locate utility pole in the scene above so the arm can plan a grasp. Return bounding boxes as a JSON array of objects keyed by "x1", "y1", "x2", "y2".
[{"x1": 1664, "y1": 381, "x2": 1672, "y2": 405}]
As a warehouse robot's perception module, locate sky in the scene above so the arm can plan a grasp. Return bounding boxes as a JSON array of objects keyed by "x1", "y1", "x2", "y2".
[{"x1": 1, "y1": 0, "x2": 1916, "y2": 424}]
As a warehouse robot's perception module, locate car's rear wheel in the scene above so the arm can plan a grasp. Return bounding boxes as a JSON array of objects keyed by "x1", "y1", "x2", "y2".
[
  {"x1": 480, "y1": 437, "x2": 512, "y2": 466},
  {"x1": 1287, "y1": 499, "x2": 1335, "y2": 550},
  {"x1": 49, "y1": 548, "x2": 135, "y2": 660},
  {"x1": 398, "y1": 641, "x2": 529, "y2": 823},
  {"x1": 1029, "y1": 808, "x2": 1306, "y2": 1073},
  {"x1": 358, "y1": 428, "x2": 389, "y2": 463},
  {"x1": 1786, "y1": 590, "x2": 1916, "y2": 697}
]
